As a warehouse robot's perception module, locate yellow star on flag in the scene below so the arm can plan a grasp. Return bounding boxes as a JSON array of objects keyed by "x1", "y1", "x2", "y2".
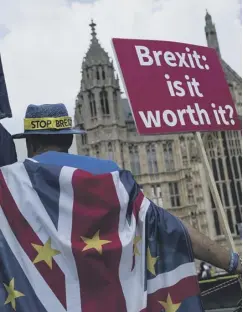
[
  {"x1": 81, "y1": 230, "x2": 111, "y2": 255},
  {"x1": 147, "y1": 246, "x2": 159, "y2": 276},
  {"x1": 133, "y1": 236, "x2": 141, "y2": 256},
  {"x1": 4, "y1": 278, "x2": 25, "y2": 311},
  {"x1": 32, "y1": 237, "x2": 61, "y2": 269},
  {"x1": 159, "y1": 293, "x2": 181, "y2": 312}
]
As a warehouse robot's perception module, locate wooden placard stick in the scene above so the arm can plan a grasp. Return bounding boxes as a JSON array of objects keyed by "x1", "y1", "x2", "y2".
[
  {"x1": 194, "y1": 131, "x2": 236, "y2": 250},
  {"x1": 195, "y1": 131, "x2": 242, "y2": 289}
]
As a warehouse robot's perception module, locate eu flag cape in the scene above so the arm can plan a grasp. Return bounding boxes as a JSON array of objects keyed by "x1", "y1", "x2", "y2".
[{"x1": 0, "y1": 159, "x2": 204, "y2": 312}]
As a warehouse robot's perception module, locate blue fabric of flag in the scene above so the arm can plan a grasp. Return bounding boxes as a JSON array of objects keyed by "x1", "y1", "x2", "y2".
[
  {"x1": 0, "y1": 231, "x2": 47, "y2": 312},
  {"x1": 33, "y1": 151, "x2": 120, "y2": 174}
]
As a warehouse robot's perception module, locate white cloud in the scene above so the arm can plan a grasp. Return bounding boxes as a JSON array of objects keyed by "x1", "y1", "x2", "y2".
[{"x1": 0, "y1": 0, "x2": 241, "y2": 160}]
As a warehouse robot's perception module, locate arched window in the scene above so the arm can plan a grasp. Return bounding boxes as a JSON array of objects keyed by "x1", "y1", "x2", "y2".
[
  {"x1": 169, "y1": 182, "x2": 180, "y2": 207},
  {"x1": 129, "y1": 144, "x2": 140, "y2": 175},
  {"x1": 232, "y1": 156, "x2": 239, "y2": 179},
  {"x1": 211, "y1": 158, "x2": 219, "y2": 181},
  {"x1": 227, "y1": 209, "x2": 234, "y2": 233},
  {"x1": 230, "y1": 181, "x2": 237, "y2": 206},
  {"x1": 223, "y1": 183, "x2": 229, "y2": 206},
  {"x1": 237, "y1": 181, "x2": 242, "y2": 201},
  {"x1": 88, "y1": 92, "x2": 97, "y2": 118},
  {"x1": 113, "y1": 91, "x2": 117, "y2": 105},
  {"x1": 113, "y1": 91, "x2": 118, "y2": 117},
  {"x1": 88, "y1": 93, "x2": 93, "y2": 117},
  {"x1": 81, "y1": 134, "x2": 87, "y2": 145},
  {"x1": 179, "y1": 136, "x2": 187, "y2": 157},
  {"x1": 146, "y1": 144, "x2": 158, "y2": 174},
  {"x1": 96, "y1": 69, "x2": 100, "y2": 80},
  {"x1": 102, "y1": 68, "x2": 105, "y2": 79},
  {"x1": 186, "y1": 174, "x2": 194, "y2": 204},
  {"x1": 163, "y1": 141, "x2": 174, "y2": 171},
  {"x1": 218, "y1": 158, "x2": 225, "y2": 180},
  {"x1": 150, "y1": 184, "x2": 163, "y2": 206},
  {"x1": 104, "y1": 92, "x2": 109, "y2": 114},
  {"x1": 100, "y1": 89, "x2": 110, "y2": 115},
  {"x1": 100, "y1": 91, "x2": 105, "y2": 114},
  {"x1": 107, "y1": 142, "x2": 114, "y2": 160}
]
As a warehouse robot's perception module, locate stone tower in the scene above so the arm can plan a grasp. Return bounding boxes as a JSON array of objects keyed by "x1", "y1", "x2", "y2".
[
  {"x1": 205, "y1": 10, "x2": 221, "y2": 56},
  {"x1": 75, "y1": 20, "x2": 126, "y2": 161},
  {"x1": 203, "y1": 11, "x2": 242, "y2": 240},
  {"x1": 205, "y1": 9, "x2": 243, "y2": 116}
]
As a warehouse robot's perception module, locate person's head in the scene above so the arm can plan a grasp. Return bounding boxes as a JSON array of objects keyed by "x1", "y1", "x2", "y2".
[
  {"x1": 12, "y1": 103, "x2": 85, "y2": 156},
  {"x1": 26, "y1": 134, "x2": 73, "y2": 158}
]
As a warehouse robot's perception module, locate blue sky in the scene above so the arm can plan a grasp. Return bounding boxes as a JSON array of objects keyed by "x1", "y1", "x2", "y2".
[{"x1": 0, "y1": 0, "x2": 241, "y2": 159}]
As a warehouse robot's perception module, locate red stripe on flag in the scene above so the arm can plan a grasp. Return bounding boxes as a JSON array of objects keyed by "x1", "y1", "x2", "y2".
[
  {"x1": 146, "y1": 275, "x2": 200, "y2": 311},
  {"x1": 0, "y1": 171, "x2": 67, "y2": 308},
  {"x1": 71, "y1": 170, "x2": 127, "y2": 311},
  {"x1": 132, "y1": 190, "x2": 144, "y2": 222}
]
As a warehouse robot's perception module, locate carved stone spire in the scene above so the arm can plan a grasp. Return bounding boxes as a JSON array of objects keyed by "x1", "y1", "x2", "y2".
[
  {"x1": 83, "y1": 19, "x2": 110, "y2": 65},
  {"x1": 205, "y1": 10, "x2": 212, "y2": 23},
  {"x1": 89, "y1": 19, "x2": 97, "y2": 39},
  {"x1": 204, "y1": 10, "x2": 221, "y2": 57}
]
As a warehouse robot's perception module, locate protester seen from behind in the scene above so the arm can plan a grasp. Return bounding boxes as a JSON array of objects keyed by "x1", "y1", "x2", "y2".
[
  {"x1": 0, "y1": 103, "x2": 240, "y2": 311},
  {"x1": 12, "y1": 103, "x2": 242, "y2": 275}
]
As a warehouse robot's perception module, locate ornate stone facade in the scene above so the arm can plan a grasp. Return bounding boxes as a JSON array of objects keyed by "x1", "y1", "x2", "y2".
[{"x1": 75, "y1": 14, "x2": 242, "y2": 247}]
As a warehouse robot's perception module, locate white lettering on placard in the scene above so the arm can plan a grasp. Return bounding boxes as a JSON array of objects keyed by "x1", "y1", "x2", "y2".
[
  {"x1": 135, "y1": 46, "x2": 154, "y2": 66},
  {"x1": 138, "y1": 111, "x2": 161, "y2": 128},
  {"x1": 194, "y1": 103, "x2": 211, "y2": 125},
  {"x1": 134, "y1": 45, "x2": 210, "y2": 70},
  {"x1": 163, "y1": 110, "x2": 178, "y2": 126},
  {"x1": 130, "y1": 42, "x2": 237, "y2": 131},
  {"x1": 138, "y1": 104, "x2": 236, "y2": 129},
  {"x1": 174, "y1": 52, "x2": 190, "y2": 68},
  {"x1": 185, "y1": 47, "x2": 196, "y2": 68},
  {"x1": 153, "y1": 50, "x2": 162, "y2": 66},
  {"x1": 164, "y1": 51, "x2": 177, "y2": 67},
  {"x1": 211, "y1": 103, "x2": 221, "y2": 125},
  {"x1": 137, "y1": 103, "x2": 238, "y2": 129},
  {"x1": 164, "y1": 74, "x2": 203, "y2": 98}
]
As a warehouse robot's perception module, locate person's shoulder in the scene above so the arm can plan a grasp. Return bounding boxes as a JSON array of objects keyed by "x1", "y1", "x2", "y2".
[
  {"x1": 74, "y1": 154, "x2": 119, "y2": 168},
  {"x1": 34, "y1": 151, "x2": 120, "y2": 173},
  {"x1": 74, "y1": 154, "x2": 120, "y2": 172}
]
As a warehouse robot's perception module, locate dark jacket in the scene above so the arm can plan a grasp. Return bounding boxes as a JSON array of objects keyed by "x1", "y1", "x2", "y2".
[{"x1": 0, "y1": 124, "x2": 17, "y2": 167}]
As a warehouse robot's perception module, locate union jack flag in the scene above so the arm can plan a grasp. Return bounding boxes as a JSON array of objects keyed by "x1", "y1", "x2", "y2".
[{"x1": 0, "y1": 159, "x2": 204, "y2": 311}]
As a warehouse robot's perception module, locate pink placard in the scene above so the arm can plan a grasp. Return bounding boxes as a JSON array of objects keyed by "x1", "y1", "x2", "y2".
[{"x1": 112, "y1": 38, "x2": 241, "y2": 135}]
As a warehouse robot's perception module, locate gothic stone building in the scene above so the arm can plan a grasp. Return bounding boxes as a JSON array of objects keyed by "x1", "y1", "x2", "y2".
[{"x1": 75, "y1": 12, "x2": 242, "y2": 249}]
